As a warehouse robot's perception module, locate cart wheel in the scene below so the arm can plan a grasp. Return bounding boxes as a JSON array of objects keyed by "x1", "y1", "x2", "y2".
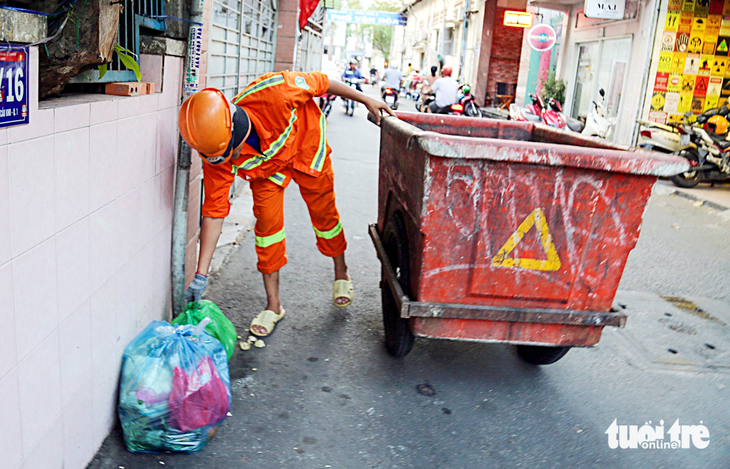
[
  {"x1": 516, "y1": 345, "x2": 571, "y2": 365},
  {"x1": 381, "y1": 212, "x2": 415, "y2": 357}
]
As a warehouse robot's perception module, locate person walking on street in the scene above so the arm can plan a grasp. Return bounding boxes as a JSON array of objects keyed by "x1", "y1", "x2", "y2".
[
  {"x1": 179, "y1": 71, "x2": 395, "y2": 337},
  {"x1": 422, "y1": 66, "x2": 459, "y2": 114}
]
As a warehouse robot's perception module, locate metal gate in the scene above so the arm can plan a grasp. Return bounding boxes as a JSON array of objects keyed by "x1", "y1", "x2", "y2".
[{"x1": 208, "y1": 0, "x2": 278, "y2": 98}]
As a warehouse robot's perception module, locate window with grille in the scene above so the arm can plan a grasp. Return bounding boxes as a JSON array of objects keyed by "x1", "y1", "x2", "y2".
[
  {"x1": 208, "y1": 0, "x2": 278, "y2": 99},
  {"x1": 69, "y1": 0, "x2": 167, "y2": 84}
]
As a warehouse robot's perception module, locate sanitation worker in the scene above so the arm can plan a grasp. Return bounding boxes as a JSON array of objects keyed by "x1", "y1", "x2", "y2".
[{"x1": 179, "y1": 71, "x2": 395, "y2": 337}]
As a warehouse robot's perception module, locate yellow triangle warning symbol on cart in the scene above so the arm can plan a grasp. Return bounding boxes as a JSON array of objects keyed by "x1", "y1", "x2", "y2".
[{"x1": 491, "y1": 208, "x2": 561, "y2": 272}]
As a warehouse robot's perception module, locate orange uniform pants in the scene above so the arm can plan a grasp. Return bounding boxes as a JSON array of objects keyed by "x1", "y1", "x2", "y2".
[{"x1": 250, "y1": 164, "x2": 346, "y2": 274}]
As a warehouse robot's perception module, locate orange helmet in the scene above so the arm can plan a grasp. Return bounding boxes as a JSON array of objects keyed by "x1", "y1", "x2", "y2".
[
  {"x1": 179, "y1": 88, "x2": 250, "y2": 165},
  {"x1": 442, "y1": 66, "x2": 453, "y2": 77},
  {"x1": 705, "y1": 114, "x2": 729, "y2": 135}
]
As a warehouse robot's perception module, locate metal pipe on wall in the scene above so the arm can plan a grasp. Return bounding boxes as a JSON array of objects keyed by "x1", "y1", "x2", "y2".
[
  {"x1": 459, "y1": 0, "x2": 471, "y2": 81},
  {"x1": 171, "y1": 0, "x2": 205, "y2": 318},
  {"x1": 631, "y1": 0, "x2": 662, "y2": 145}
]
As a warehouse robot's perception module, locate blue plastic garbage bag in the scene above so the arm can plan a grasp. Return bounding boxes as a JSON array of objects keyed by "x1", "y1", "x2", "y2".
[{"x1": 118, "y1": 321, "x2": 231, "y2": 453}]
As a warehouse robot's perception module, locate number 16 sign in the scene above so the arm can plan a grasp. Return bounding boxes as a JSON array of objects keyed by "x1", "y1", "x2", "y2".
[{"x1": 0, "y1": 45, "x2": 29, "y2": 128}]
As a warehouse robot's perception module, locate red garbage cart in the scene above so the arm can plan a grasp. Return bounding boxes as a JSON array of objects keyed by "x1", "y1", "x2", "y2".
[{"x1": 369, "y1": 113, "x2": 689, "y2": 364}]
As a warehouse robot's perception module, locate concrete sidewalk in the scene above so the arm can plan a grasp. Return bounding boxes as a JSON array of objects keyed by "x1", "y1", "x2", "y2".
[
  {"x1": 207, "y1": 179, "x2": 255, "y2": 276},
  {"x1": 655, "y1": 180, "x2": 730, "y2": 220}
]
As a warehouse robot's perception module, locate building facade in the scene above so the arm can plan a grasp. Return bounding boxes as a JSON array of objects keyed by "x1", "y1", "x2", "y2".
[
  {"x1": 393, "y1": 0, "x2": 529, "y2": 106},
  {"x1": 526, "y1": 0, "x2": 659, "y2": 144}
]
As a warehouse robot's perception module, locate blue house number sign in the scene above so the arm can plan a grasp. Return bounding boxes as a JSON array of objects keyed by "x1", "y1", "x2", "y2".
[{"x1": 0, "y1": 45, "x2": 29, "y2": 128}]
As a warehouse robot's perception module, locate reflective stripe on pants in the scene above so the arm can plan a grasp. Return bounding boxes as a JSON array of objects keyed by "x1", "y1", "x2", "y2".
[{"x1": 250, "y1": 165, "x2": 346, "y2": 274}]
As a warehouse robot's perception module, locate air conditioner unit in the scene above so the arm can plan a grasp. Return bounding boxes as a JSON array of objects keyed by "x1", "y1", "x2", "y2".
[
  {"x1": 445, "y1": 7, "x2": 455, "y2": 22},
  {"x1": 418, "y1": 30, "x2": 429, "y2": 42},
  {"x1": 455, "y1": 6, "x2": 465, "y2": 22}
]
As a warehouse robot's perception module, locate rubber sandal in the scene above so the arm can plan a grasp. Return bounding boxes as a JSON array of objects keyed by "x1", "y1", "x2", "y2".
[
  {"x1": 249, "y1": 308, "x2": 285, "y2": 337},
  {"x1": 333, "y1": 279, "x2": 354, "y2": 307}
]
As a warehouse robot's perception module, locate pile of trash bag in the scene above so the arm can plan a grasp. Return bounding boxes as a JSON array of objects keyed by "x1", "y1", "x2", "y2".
[{"x1": 118, "y1": 320, "x2": 231, "y2": 453}]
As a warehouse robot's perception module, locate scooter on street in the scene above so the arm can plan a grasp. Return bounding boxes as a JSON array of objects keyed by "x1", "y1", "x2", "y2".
[
  {"x1": 343, "y1": 79, "x2": 362, "y2": 116},
  {"x1": 318, "y1": 93, "x2": 337, "y2": 118},
  {"x1": 382, "y1": 86, "x2": 399, "y2": 110},
  {"x1": 415, "y1": 90, "x2": 434, "y2": 112},
  {"x1": 458, "y1": 84, "x2": 482, "y2": 118},
  {"x1": 669, "y1": 112, "x2": 730, "y2": 188}
]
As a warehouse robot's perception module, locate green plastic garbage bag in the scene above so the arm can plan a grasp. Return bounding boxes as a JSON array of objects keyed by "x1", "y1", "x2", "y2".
[{"x1": 173, "y1": 300, "x2": 237, "y2": 360}]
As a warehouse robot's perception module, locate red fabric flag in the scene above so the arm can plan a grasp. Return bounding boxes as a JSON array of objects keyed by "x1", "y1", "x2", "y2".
[{"x1": 299, "y1": 0, "x2": 320, "y2": 29}]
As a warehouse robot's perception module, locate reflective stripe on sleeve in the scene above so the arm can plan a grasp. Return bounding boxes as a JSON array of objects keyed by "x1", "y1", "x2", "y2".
[
  {"x1": 310, "y1": 111, "x2": 327, "y2": 172},
  {"x1": 255, "y1": 228, "x2": 286, "y2": 248},
  {"x1": 268, "y1": 172, "x2": 286, "y2": 185},
  {"x1": 235, "y1": 75, "x2": 285, "y2": 102},
  {"x1": 313, "y1": 221, "x2": 343, "y2": 239}
]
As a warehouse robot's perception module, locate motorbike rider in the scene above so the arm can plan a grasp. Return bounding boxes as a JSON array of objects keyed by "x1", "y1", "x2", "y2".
[
  {"x1": 369, "y1": 66, "x2": 378, "y2": 83},
  {"x1": 381, "y1": 65, "x2": 403, "y2": 104},
  {"x1": 422, "y1": 66, "x2": 459, "y2": 114},
  {"x1": 342, "y1": 59, "x2": 363, "y2": 91}
]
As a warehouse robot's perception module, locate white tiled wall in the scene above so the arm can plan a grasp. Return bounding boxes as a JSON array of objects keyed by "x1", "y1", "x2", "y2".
[{"x1": 0, "y1": 47, "x2": 183, "y2": 469}]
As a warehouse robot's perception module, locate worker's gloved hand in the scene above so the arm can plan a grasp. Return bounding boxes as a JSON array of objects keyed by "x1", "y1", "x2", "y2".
[{"x1": 185, "y1": 273, "x2": 208, "y2": 304}]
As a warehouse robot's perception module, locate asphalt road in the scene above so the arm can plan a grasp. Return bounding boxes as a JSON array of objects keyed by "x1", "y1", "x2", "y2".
[{"x1": 89, "y1": 87, "x2": 730, "y2": 468}]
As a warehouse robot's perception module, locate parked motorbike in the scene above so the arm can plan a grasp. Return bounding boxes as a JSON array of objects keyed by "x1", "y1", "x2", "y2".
[
  {"x1": 318, "y1": 93, "x2": 337, "y2": 118},
  {"x1": 542, "y1": 97, "x2": 567, "y2": 129},
  {"x1": 637, "y1": 104, "x2": 730, "y2": 154},
  {"x1": 343, "y1": 79, "x2": 362, "y2": 116},
  {"x1": 382, "y1": 86, "x2": 399, "y2": 110},
  {"x1": 581, "y1": 89, "x2": 612, "y2": 138},
  {"x1": 509, "y1": 94, "x2": 550, "y2": 124},
  {"x1": 458, "y1": 84, "x2": 482, "y2": 118},
  {"x1": 670, "y1": 113, "x2": 730, "y2": 188}
]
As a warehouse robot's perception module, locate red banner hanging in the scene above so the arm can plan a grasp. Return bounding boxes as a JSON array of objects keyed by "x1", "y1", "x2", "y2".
[{"x1": 299, "y1": 0, "x2": 320, "y2": 29}]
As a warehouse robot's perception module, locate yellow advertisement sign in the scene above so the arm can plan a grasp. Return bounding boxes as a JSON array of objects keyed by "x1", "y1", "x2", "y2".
[
  {"x1": 666, "y1": 11, "x2": 682, "y2": 32},
  {"x1": 712, "y1": 56, "x2": 728, "y2": 74},
  {"x1": 704, "y1": 95, "x2": 719, "y2": 109},
  {"x1": 679, "y1": 93, "x2": 694, "y2": 113},
  {"x1": 668, "y1": 114, "x2": 686, "y2": 124},
  {"x1": 682, "y1": 74, "x2": 698, "y2": 92},
  {"x1": 682, "y1": 0, "x2": 695, "y2": 12},
  {"x1": 684, "y1": 54, "x2": 701, "y2": 74},
  {"x1": 668, "y1": 73, "x2": 683, "y2": 92},
  {"x1": 699, "y1": 54, "x2": 714, "y2": 74},
  {"x1": 703, "y1": 35, "x2": 718, "y2": 54},
  {"x1": 658, "y1": 51, "x2": 674, "y2": 73},
  {"x1": 672, "y1": 52, "x2": 688, "y2": 73},
  {"x1": 679, "y1": 12, "x2": 695, "y2": 33},
  {"x1": 688, "y1": 34, "x2": 705, "y2": 53},
  {"x1": 692, "y1": 16, "x2": 707, "y2": 33}
]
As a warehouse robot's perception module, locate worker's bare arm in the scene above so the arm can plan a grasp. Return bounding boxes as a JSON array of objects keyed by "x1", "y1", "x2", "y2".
[
  {"x1": 326, "y1": 79, "x2": 397, "y2": 124},
  {"x1": 197, "y1": 216, "x2": 225, "y2": 275}
]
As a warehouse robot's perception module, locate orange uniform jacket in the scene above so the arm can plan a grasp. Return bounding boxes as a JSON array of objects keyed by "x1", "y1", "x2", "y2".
[{"x1": 201, "y1": 71, "x2": 332, "y2": 218}]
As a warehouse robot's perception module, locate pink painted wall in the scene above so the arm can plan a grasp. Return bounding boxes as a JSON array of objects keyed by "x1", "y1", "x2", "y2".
[{"x1": 0, "y1": 47, "x2": 183, "y2": 469}]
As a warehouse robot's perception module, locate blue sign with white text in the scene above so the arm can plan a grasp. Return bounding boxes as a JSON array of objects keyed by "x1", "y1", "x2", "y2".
[
  {"x1": 326, "y1": 9, "x2": 407, "y2": 26},
  {"x1": 0, "y1": 45, "x2": 29, "y2": 128}
]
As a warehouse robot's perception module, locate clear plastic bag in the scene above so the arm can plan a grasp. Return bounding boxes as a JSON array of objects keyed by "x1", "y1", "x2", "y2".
[{"x1": 118, "y1": 320, "x2": 231, "y2": 453}]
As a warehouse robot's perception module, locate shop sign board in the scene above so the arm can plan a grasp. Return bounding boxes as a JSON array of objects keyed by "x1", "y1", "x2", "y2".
[
  {"x1": 527, "y1": 24, "x2": 557, "y2": 52},
  {"x1": 0, "y1": 45, "x2": 29, "y2": 129},
  {"x1": 584, "y1": 0, "x2": 626, "y2": 20}
]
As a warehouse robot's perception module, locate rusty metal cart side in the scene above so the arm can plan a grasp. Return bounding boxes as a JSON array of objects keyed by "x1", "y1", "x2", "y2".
[{"x1": 370, "y1": 112, "x2": 689, "y2": 364}]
